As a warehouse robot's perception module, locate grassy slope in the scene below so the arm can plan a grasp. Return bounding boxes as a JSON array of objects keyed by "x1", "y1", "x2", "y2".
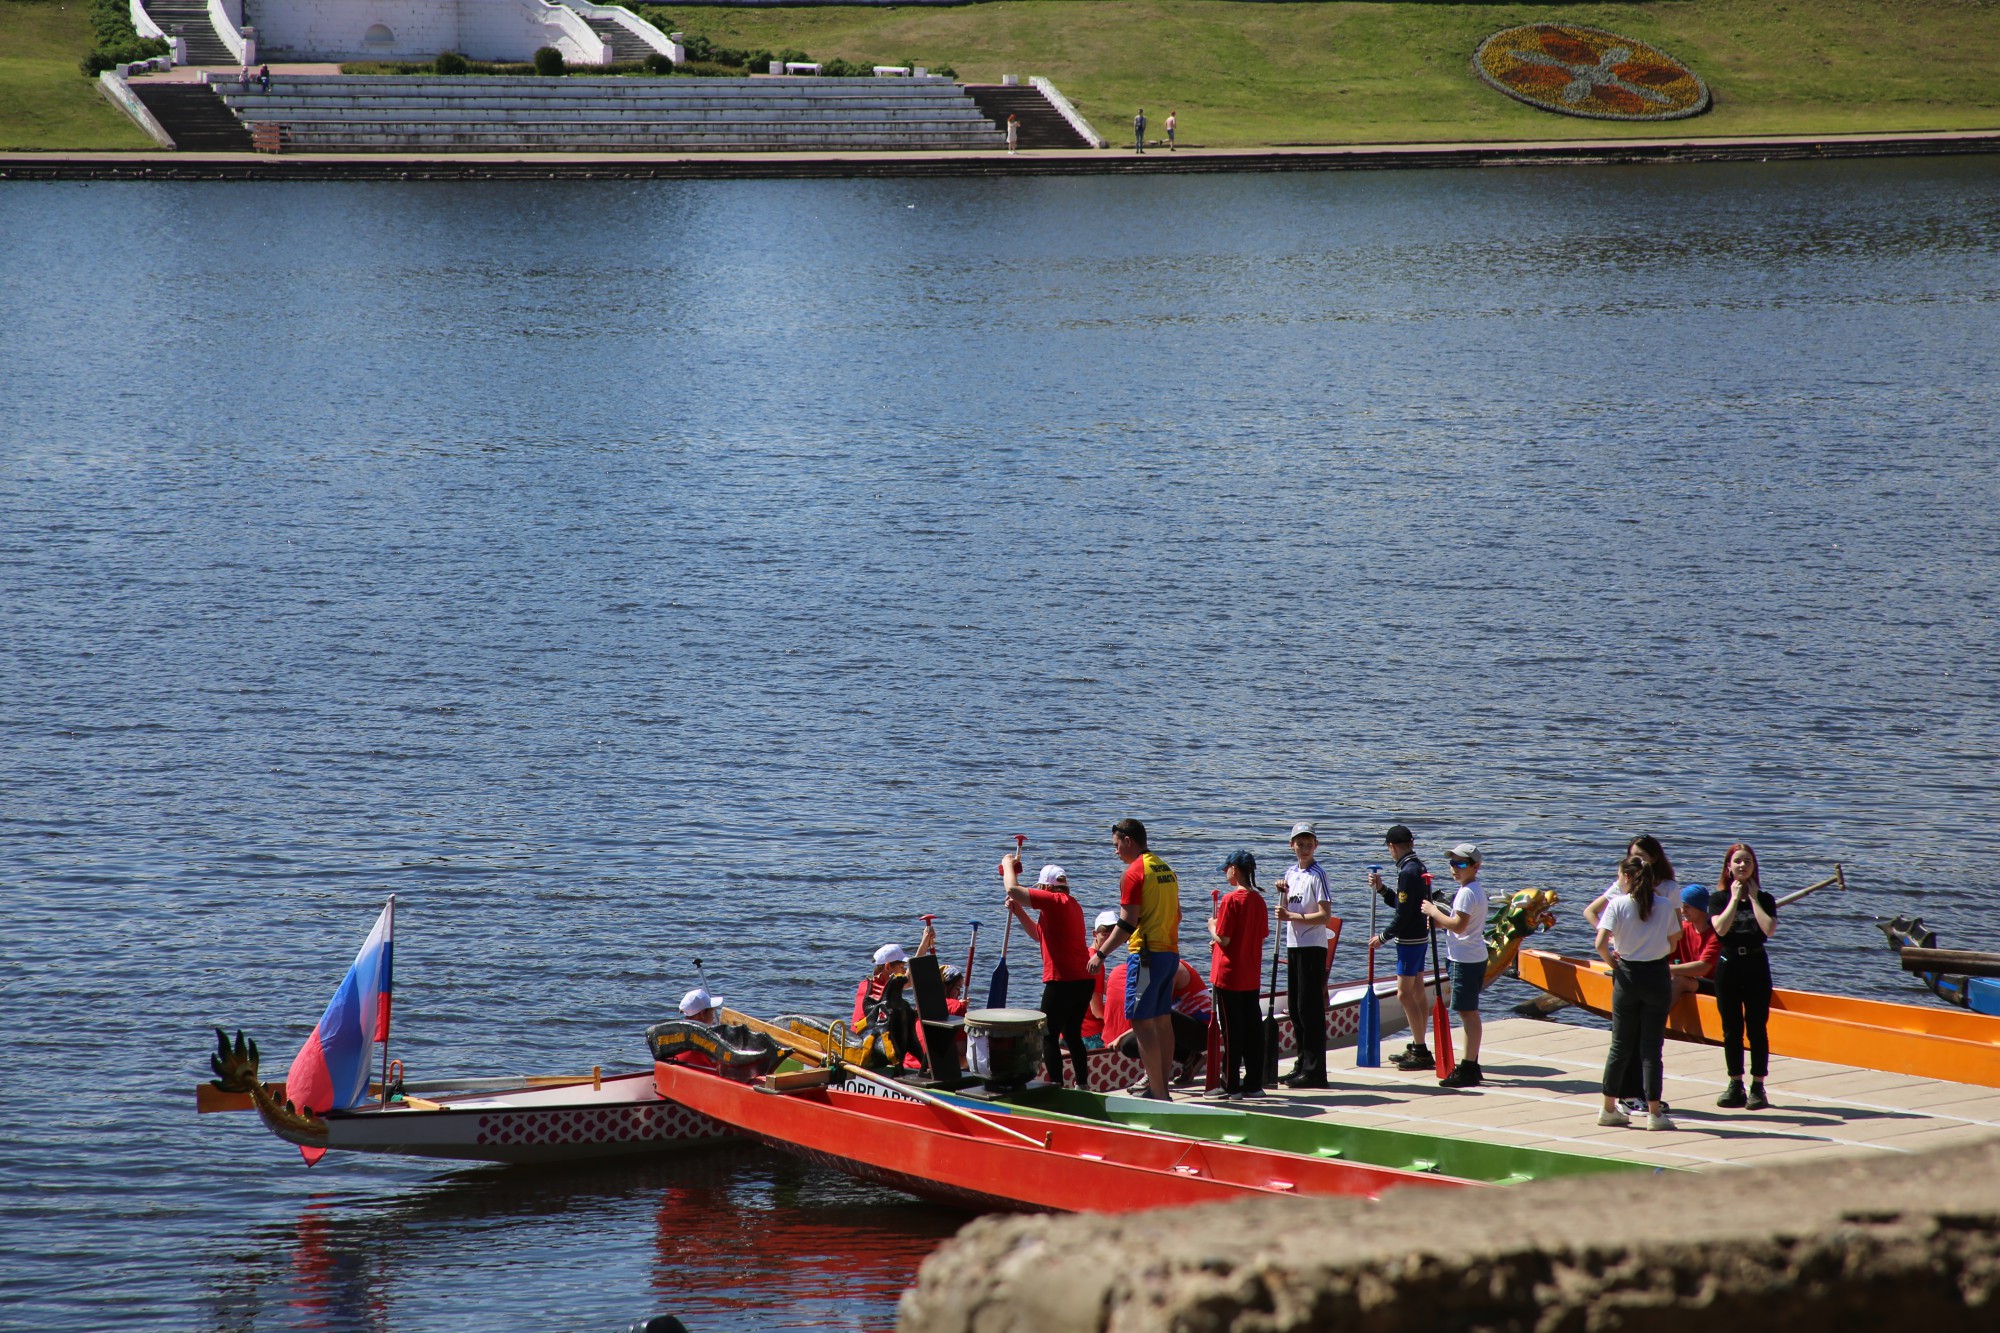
[
  {"x1": 0, "y1": 0, "x2": 154, "y2": 150},
  {"x1": 2, "y1": 0, "x2": 1995, "y2": 150},
  {"x1": 639, "y1": 0, "x2": 2000, "y2": 147}
]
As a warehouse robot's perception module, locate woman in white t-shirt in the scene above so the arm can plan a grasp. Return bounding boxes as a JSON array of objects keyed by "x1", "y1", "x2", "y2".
[{"x1": 1595, "y1": 854, "x2": 1680, "y2": 1131}]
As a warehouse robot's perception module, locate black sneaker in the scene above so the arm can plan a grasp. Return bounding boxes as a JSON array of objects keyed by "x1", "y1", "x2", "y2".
[
  {"x1": 1717, "y1": 1080, "x2": 1748, "y2": 1109},
  {"x1": 1746, "y1": 1082, "x2": 1769, "y2": 1110},
  {"x1": 1391, "y1": 1045, "x2": 1434, "y2": 1071},
  {"x1": 1439, "y1": 1060, "x2": 1481, "y2": 1088}
]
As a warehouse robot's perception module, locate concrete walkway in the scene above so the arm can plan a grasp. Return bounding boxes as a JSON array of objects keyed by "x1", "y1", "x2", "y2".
[
  {"x1": 6, "y1": 127, "x2": 1998, "y2": 179},
  {"x1": 1259, "y1": 1014, "x2": 2000, "y2": 1173}
]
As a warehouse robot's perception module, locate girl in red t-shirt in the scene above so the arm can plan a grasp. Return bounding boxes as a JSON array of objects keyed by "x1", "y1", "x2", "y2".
[{"x1": 1208, "y1": 850, "x2": 1271, "y2": 1098}]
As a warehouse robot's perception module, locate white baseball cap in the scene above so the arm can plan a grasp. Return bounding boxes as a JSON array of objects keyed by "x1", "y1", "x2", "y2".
[
  {"x1": 1037, "y1": 864, "x2": 1068, "y2": 886},
  {"x1": 1094, "y1": 910, "x2": 1120, "y2": 930},
  {"x1": 680, "y1": 987, "x2": 720, "y2": 1016},
  {"x1": 873, "y1": 943, "x2": 910, "y2": 967},
  {"x1": 1289, "y1": 821, "x2": 1318, "y2": 842}
]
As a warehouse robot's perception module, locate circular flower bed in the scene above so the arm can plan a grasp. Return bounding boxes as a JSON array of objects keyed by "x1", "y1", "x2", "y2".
[{"x1": 1474, "y1": 24, "x2": 1710, "y2": 122}]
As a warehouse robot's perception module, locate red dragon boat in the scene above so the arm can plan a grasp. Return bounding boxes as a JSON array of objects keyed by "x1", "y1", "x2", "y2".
[{"x1": 652, "y1": 1057, "x2": 1466, "y2": 1214}]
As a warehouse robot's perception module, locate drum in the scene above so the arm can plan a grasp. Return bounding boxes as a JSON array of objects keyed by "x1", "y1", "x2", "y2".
[{"x1": 964, "y1": 1008, "x2": 1047, "y2": 1089}]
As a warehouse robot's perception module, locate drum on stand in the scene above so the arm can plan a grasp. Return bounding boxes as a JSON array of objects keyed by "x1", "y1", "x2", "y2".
[{"x1": 964, "y1": 1008, "x2": 1047, "y2": 1090}]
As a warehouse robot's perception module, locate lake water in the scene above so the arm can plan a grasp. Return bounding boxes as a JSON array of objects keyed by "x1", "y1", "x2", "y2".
[{"x1": 2, "y1": 156, "x2": 1998, "y2": 1331}]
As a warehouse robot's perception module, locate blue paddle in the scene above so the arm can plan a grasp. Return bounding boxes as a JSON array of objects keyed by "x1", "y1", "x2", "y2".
[{"x1": 1357, "y1": 866, "x2": 1382, "y2": 1066}]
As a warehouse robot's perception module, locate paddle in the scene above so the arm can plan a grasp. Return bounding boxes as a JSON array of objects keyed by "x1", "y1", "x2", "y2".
[
  {"x1": 1206, "y1": 889, "x2": 1224, "y2": 1092},
  {"x1": 1261, "y1": 868, "x2": 1283, "y2": 1084},
  {"x1": 964, "y1": 921, "x2": 981, "y2": 995},
  {"x1": 989, "y1": 835, "x2": 1024, "y2": 1009},
  {"x1": 1425, "y1": 872, "x2": 1455, "y2": 1079},
  {"x1": 838, "y1": 1060, "x2": 1051, "y2": 1148},
  {"x1": 1358, "y1": 865, "x2": 1381, "y2": 1067}
]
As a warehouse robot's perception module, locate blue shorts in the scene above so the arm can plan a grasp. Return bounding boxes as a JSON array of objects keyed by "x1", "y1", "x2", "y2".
[
  {"x1": 1450, "y1": 957, "x2": 1487, "y2": 1012},
  {"x1": 1125, "y1": 950, "x2": 1179, "y2": 1022},
  {"x1": 1395, "y1": 941, "x2": 1430, "y2": 977}
]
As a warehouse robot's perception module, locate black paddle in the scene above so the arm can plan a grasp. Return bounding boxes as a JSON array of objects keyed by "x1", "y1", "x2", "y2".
[{"x1": 1262, "y1": 867, "x2": 1283, "y2": 1085}]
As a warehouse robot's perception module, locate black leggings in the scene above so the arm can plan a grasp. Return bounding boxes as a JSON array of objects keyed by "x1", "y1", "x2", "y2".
[
  {"x1": 1288, "y1": 945, "x2": 1328, "y2": 1078},
  {"x1": 1039, "y1": 978, "x2": 1094, "y2": 1088},
  {"x1": 1603, "y1": 957, "x2": 1672, "y2": 1105},
  {"x1": 1215, "y1": 987, "x2": 1265, "y2": 1093},
  {"x1": 1715, "y1": 950, "x2": 1772, "y2": 1079}
]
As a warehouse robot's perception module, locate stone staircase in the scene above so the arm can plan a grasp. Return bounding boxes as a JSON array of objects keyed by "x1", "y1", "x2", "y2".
[
  {"x1": 130, "y1": 82, "x2": 253, "y2": 150},
  {"x1": 216, "y1": 75, "x2": 1009, "y2": 152},
  {"x1": 963, "y1": 85, "x2": 1091, "y2": 150},
  {"x1": 569, "y1": 11, "x2": 660, "y2": 64},
  {"x1": 140, "y1": 0, "x2": 235, "y2": 66}
]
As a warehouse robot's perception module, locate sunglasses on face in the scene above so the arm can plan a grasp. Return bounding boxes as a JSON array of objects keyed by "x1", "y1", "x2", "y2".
[{"x1": 1449, "y1": 859, "x2": 1474, "y2": 869}]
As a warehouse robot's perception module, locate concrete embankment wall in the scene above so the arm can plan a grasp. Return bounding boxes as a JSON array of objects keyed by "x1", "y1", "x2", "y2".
[{"x1": 899, "y1": 1136, "x2": 2000, "y2": 1331}]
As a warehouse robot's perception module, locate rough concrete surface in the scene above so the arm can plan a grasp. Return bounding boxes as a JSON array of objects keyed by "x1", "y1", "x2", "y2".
[{"x1": 898, "y1": 1136, "x2": 2000, "y2": 1332}]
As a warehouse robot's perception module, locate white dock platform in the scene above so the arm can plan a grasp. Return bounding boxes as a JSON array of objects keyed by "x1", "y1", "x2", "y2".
[{"x1": 1261, "y1": 1015, "x2": 2000, "y2": 1173}]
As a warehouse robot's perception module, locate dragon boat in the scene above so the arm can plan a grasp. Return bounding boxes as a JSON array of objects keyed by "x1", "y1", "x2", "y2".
[
  {"x1": 985, "y1": 1085, "x2": 1650, "y2": 1184},
  {"x1": 1514, "y1": 947, "x2": 2000, "y2": 1088},
  {"x1": 1876, "y1": 915, "x2": 2000, "y2": 1015},
  {"x1": 651, "y1": 1053, "x2": 1466, "y2": 1214},
  {"x1": 198, "y1": 1026, "x2": 753, "y2": 1164}
]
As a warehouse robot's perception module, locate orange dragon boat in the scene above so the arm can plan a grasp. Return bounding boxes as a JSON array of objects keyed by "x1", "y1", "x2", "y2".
[{"x1": 1515, "y1": 948, "x2": 2000, "y2": 1088}]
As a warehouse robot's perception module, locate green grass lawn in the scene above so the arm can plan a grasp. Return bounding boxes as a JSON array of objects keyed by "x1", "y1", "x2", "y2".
[
  {"x1": 3, "y1": 0, "x2": 1996, "y2": 150},
  {"x1": 0, "y1": 0, "x2": 154, "y2": 149},
  {"x1": 638, "y1": 0, "x2": 2000, "y2": 147}
]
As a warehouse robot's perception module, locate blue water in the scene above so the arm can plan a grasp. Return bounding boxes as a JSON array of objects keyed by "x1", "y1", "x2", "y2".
[{"x1": 2, "y1": 156, "x2": 1998, "y2": 1331}]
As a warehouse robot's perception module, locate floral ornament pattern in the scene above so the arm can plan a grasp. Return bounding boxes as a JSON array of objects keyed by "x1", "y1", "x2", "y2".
[{"x1": 1475, "y1": 24, "x2": 1710, "y2": 121}]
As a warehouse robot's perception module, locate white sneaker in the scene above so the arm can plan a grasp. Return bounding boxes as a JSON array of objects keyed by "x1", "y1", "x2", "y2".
[
  {"x1": 1597, "y1": 1107, "x2": 1631, "y2": 1127},
  {"x1": 1647, "y1": 1111, "x2": 1678, "y2": 1132}
]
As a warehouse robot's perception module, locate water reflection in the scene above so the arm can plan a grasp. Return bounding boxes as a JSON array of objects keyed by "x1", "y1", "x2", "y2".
[{"x1": 204, "y1": 1147, "x2": 963, "y2": 1332}]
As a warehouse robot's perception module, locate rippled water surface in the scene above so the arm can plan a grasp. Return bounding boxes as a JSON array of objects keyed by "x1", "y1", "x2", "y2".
[{"x1": 3, "y1": 158, "x2": 1999, "y2": 1330}]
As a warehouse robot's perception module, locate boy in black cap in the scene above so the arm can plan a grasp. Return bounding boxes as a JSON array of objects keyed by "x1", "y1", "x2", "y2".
[
  {"x1": 1208, "y1": 850, "x2": 1270, "y2": 1099},
  {"x1": 1368, "y1": 824, "x2": 1434, "y2": 1070}
]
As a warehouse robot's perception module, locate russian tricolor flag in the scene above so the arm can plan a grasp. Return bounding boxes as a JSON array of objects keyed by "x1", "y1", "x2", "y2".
[{"x1": 285, "y1": 897, "x2": 394, "y2": 1164}]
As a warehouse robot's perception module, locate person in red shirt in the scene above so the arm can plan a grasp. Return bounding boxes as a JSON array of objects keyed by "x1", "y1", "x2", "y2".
[
  {"x1": 1208, "y1": 850, "x2": 1271, "y2": 1099},
  {"x1": 1003, "y1": 853, "x2": 1093, "y2": 1088},
  {"x1": 1081, "y1": 911, "x2": 1120, "y2": 1050},
  {"x1": 1671, "y1": 883, "x2": 1721, "y2": 1000}
]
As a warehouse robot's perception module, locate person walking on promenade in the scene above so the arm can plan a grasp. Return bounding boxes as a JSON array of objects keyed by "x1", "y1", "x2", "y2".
[
  {"x1": 1671, "y1": 883, "x2": 1720, "y2": 1001},
  {"x1": 1596, "y1": 854, "x2": 1680, "y2": 1131},
  {"x1": 1002, "y1": 853, "x2": 1092, "y2": 1089},
  {"x1": 1209, "y1": 850, "x2": 1269, "y2": 1099},
  {"x1": 1133, "y1": 108, "x2": 1147, "y2": 153},
  {"x1": 1165, "y1": 110, "x2": 1177, "y2": 150},
  {"x1": 1369, "y1": 825, "x2": 1433, "y2": 1071},
  {"x1": 1276, "y1": 822, "x2": 1333, "y2": 1087},
  {"x1": 1422, "y1": 842, "x2": 1490, "y2": 1088},
  {"x1": 1712, "y1": 842, "x2": 1779, "y2": 1110},
  {"x1": 1087, "y1": 817, "x2": 1181, "y2": 1100},
  {"x1": 1006, "y1": 113, "x2": 1019, "y2": 154}
]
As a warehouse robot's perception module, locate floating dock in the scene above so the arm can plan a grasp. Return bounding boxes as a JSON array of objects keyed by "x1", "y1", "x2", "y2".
[{"x1": 1253, "y1": 1014, "x2": 2000, "y2": 1174}]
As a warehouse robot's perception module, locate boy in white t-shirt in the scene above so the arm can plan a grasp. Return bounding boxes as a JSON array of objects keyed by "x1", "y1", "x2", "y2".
[{"x1": 1420, "y1": 842, "x2": 1490, "y2": 1088}]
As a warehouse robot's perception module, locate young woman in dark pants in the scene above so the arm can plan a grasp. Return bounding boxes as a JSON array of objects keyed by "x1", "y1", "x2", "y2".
[
  {"x1": 1711, "y1": 842, "x2": 1779, "y2": 1109},
  {"x1": 1595, "y1": 855, "x2": 1680, "y2": 1131}
]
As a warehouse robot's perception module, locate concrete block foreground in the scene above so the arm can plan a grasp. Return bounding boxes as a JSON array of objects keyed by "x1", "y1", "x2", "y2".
[{"x1": 898, "y1": 1135, "x2": 2000, "y2": 1331}]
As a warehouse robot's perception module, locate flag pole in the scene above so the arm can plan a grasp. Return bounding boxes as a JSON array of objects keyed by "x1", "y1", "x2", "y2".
[{"x1": 378, "y1": 894, "x2": 396, "y2": 1108}]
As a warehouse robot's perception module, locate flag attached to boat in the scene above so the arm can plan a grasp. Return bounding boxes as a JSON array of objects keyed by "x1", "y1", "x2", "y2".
[{"x1": 285, "y1": 896, "x2": 394, "y2": 1163}]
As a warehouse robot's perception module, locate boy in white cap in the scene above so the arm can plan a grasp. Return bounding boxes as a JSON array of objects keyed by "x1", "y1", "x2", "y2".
[
  {"x1": 1081, "y1": 910, "x2": 1121, "y2": 1051},
  {"x1": 680, "y1": 987, "x2": 720, "y2": 1025},
  {"x1": 1421, "y1": 843, "x2": 1490, "y2": 1087},
  {"x1": 852, "y1": 943, "x2": 910, "y2": 1028},
  {"x1": 1276, "y1": 821, "x2": 1333, "y2": 1088}
]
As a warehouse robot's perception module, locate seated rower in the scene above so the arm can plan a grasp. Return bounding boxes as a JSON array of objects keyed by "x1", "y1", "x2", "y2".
[
  {"x1": 660, "y1": 986, "x2": 724, "y2": 1069},
  {"x1": 853, "y1": 943, "x2": 911, "y2": 1027},
  {"x1": 1082, "y1": 910, "x2": 1120, "y2": 1050}
]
